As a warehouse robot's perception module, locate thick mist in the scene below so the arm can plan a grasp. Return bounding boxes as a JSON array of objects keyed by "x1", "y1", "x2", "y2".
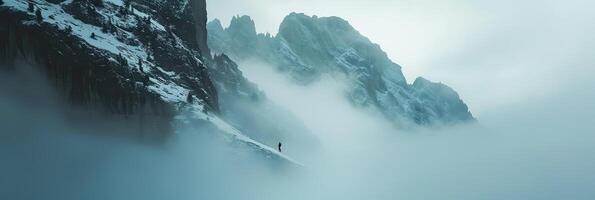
[
  {"x1": 208, "y1": 0, "x2": 595, "y2": 119},
  {"x1": 2, "y1": 60, "x2": 595, "y2": 199},
  {"x1": 236, "y1": 59, "x2": 595, "y2": 199},
  {"x1": 0, "y1": 62, "x2": 292, "y2": 200}
]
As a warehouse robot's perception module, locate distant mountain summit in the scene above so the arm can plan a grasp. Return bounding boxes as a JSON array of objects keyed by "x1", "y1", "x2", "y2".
[{"x1": 208, "y1": 13, "x2": 475, "y2": 126}]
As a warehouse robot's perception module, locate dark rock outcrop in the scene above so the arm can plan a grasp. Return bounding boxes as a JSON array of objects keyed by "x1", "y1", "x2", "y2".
[
  {"x1": 0, "y1": 9, "x2": 174, "y2": 138},
  {"x1": 0, "y1": 0, "x2": 220, "y2": 137},
  {"x1": 1, "y1": 1, "x2": 312, "y2": 163}
]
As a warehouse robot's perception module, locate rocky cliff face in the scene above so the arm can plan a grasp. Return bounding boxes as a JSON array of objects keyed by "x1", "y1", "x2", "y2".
[
  {"x1": 0, "y1": 4, "x2": 179, "y2": 138},
  {"x1": 189, "y1": 0, "x2": 209, "y2": 57},
  {"x1": 132, "y1": 0, "x2": 210, "y2": 57},
  {"x1": 2, "y1": 0, "x2": 219, "y2": 112},
  {"x1": 208, "y1": 13, "x2": 475, "y2": 126},
  {"x1": 209, "y1": 16, "x2": 257, "y2": 60},
  {"x1": 0, "y1": 0, "x2": 302, "y2": 164}
]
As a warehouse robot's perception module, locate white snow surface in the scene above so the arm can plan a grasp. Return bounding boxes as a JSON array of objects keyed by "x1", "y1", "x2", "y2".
[
  {"x1": 207, "y1": 113, "x2": 304, "y2": 166},
  {"x1": 3, "y1": 0, "x2": 300, "y2": 165},
  {"x1": 5, "y1": 0, "x2": 181, "y2": 102}
]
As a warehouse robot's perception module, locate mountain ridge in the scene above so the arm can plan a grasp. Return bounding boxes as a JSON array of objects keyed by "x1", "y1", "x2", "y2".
[
  {"x1": 0, "y1": 0, "x2": 303, "y2": 165},
  {"x1": 208, "y1": 13, "x2": 475, "y2": 126}
]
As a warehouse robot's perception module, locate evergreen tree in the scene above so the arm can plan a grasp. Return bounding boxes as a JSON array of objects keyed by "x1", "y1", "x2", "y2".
[
  {"x1": 35, "y1": 8, "x2": 42, "y2": 23},
  {"x1": 90, "y1": 0, "x2": 103, "y2": 7},
  {"x1": 108, "y1": 20, "x2": 114, "y2": 33},
  {"x1": 28, "y1": 2, "x2": 34, "y2": 12},
  {"x1": 104, "y1": 19, "x2": 116, "y2": 34},
  {"x1": 0, "y1": 0, "x2": 4, "y2": 6},
  {"x1": 138, "y1": 58, "x2": 143, "y2": 73},
  {"x1": 118, "y1": 6, "x2": 126, "y2": 15},
  {"x1": 65, "y1": 25, "x2": 72, "y2": 34},
  {"x1": 101, "y1": 22, "x2": 108, "y2": 33},
  {"x1": 119, "y1": 0, "x2": 131, "y2": 14},
  {"x1": 166, "y1": 25, "x2": 175, "y2": 40},
  {"x1": 119, "y1": 53, "x2": 128, "y2": 66},
  {"x1": 146, "y1": 52, "x2": 153, "y2": 62},
  {"x1": 186, "y1": 92, "x2": 194, "y2": 104},
  {"x1": 124, "y1": 0, "x2": 131, "y2": 10}
]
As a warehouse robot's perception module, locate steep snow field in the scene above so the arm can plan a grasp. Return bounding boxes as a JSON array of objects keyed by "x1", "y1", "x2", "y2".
[{"x1": 2, "y1": 0, "x2": 300, "y2": 165}]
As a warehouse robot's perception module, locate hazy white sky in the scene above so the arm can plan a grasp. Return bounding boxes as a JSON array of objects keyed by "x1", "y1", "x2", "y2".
[{"x1": 207, "y1": 0, "x2": 595, "y2": 118}]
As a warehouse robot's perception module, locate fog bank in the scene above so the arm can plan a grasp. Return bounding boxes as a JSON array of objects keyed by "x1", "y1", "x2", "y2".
[
  {"x1": 237, "y1": 59, "x2": 595, "y2": 199},
  {"x1": 2, "y1": 55, "x2": 595, "y2": 199},
  {"x1": 0, "y1": 62, "x2": 292, "y2": 200}
]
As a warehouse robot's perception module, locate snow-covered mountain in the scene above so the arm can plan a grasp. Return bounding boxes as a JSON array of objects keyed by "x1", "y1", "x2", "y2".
[
  {"x1": 0, "y1": 0, "x2": 472, "y2": 168},
  {"x1": 208, "y1": 13, "x2": 475, "y2": 126},
  {"x1": 0, "y1": 0, "x2": 305, "y2": 165}
]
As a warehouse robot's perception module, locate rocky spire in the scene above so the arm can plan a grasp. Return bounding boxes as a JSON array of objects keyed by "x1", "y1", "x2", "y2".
[{"x1": 189, "y1": 0, "x2": 210, "y2": 57}]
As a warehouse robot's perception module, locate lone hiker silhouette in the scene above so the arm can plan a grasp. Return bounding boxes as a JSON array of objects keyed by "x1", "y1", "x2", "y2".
[{"x1": 278, "y1": 142, "x2": 282, "y2": 152}]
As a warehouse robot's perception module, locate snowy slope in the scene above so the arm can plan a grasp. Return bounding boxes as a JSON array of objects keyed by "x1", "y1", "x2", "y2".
[
  {"x1": 1, "y1": 0, "x2": 301, "y2": 165},
  {"x1": 3, "y1": 0, "x2": 187, "y2": 102},
  {"x1": 178, "y1": 104, "x2": 304, "y2": 166}
]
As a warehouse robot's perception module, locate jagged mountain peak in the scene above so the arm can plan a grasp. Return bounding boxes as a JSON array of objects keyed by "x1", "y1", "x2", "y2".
[
  {"x1": 229, "y1": 15, "x2": 256, "y2": 30},
  {"x1": 207, "y1": 18, "x2": 224, "y2": 31},
  {"x1": 207, "y1": 15, "x2": 259, "y2": 60},
  {"x1": 281, "y1": 12, "x2": 354, "y2": 33},
  {"x1": 227, "y1": 15, "x2": 257, "y2": 44},
  {"x1": 412, "y1": 77, "x2": 463, "y2": 101},
  {"x1": 208, "y1": 13, "x2": 474, "y2": 126},
  {"x1": 411, "y1": 77, "x2": 475, "y2": 124},
  {"x1": 277, "y1": 13, "x2": 405, "y2": 81}
]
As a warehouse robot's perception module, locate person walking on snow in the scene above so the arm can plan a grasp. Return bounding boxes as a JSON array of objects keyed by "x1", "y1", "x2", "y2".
[{"x1": 278, "y1": 142, "x2": 282, "y2": 152}]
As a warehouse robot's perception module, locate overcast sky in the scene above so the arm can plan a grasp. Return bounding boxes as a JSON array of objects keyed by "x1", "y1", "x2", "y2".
[{"x1": 206, "y1": 0, "x2": 595, "y2": 118}]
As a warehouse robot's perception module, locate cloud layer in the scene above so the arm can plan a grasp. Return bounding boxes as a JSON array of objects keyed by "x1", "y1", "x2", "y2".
[{"x1": 207, "y1": 0, "x2": 595, "y2": 118}]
